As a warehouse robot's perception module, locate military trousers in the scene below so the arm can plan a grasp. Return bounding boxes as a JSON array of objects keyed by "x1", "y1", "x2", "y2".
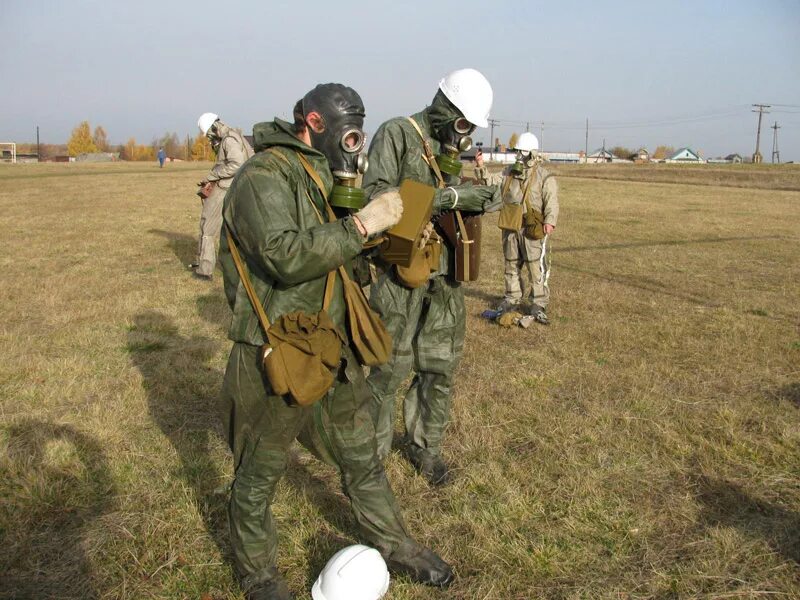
[
  {"x1": 502, "y1": 230, "x2": 551, "y2": 309},
  {"x1": 221, "y1": 342, "x2": 409, "y2": 589},
  {"x1": 196, "y1": 184, "x2": 226, "y2": 276},
  {"x1": 367, "y1": 272, "x2": 466, "y2": 461}
]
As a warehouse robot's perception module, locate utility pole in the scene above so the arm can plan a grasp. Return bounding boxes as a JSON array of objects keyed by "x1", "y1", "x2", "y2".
[
  {"x1": 488, "y1": 118, "x2": 499, "y2": 154},
  {"x1": 751, "y1": 104, "x2": 770, "y2": 163},
  {"x1": 771, "y1": 121, "x2": 781, "y2": 164},
  {"x1": 525, "y1": 121, "x2": 530, "y2": 133},
  {"x1": 36, "y1": 126, "x2": 40, "y2": 162},
  {"x1": 584, "y1": 118, "x2": 589, "y2": 162}
]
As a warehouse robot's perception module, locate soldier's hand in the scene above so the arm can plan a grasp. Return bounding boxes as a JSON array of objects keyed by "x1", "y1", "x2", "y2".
[
  {"x1": 353, "y1": 189, "x2": 404, "y2": 236},
  {"x1": 475, "y1": 148, "x2": 484, "y2": 168},
  {"x1": 544, "y1": 224, "x2": 555, "y2": 235}
]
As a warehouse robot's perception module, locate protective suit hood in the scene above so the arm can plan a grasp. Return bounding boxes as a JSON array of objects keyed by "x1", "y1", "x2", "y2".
[
  {"x1": 252, "y1": 119, "x2": 326, "y2": 158},
  {"x1": 425, "y1": 90, "x2": 463, "y2": 143}
]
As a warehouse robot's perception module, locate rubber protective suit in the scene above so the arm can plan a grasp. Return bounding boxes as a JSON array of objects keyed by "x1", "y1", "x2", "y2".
[{"x1": 362, "y1": 90, "x2": 499, "y2": 480}]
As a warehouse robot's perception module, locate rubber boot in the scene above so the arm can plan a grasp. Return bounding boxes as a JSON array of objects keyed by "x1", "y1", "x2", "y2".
[
  {"x1": 385, "y1": 538, "x2": 454, "y2": 587},
  {"x1": 405, "y1": 444, "x2": 451, "y2": 486},
  {"x1": 244, "y1": 571, "x2": 294, "y2": 600}
]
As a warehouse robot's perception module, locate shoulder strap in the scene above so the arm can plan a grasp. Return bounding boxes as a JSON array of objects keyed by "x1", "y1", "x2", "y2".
[
  {"x1": 226, "y1": 147, "x2": 335, "y2": 317},
  {"x1": 521, "y1": 168, "x2": 538, "y2": 212},
  {"x1": 294, "y1": 150, "x2": 360, "y2": 289},
  {"x1": 225, "y1": 226, "x2": 271, "y2": 334},
  {"x1": 406, "y1": 117, "x2": 446, "y2": 189}
]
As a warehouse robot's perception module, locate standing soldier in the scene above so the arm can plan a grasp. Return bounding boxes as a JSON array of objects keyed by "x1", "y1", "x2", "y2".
[
  {"x1": 363, "y1": 69, "x2": 499, "y2": 485},
  {"x1": 219, "y1": 84, "x2": 454, "y2": 599},
  {"x1": 475, "y1": 132, "x2": 559, "y2": 324},
  {"x1": 192, "y1": 112, "x2": 254, "y2": 280}
]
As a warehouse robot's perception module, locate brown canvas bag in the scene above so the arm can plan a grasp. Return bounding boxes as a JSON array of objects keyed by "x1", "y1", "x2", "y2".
[{"x1": 225, "y1": 226, "x2": 341, "y2": 406}]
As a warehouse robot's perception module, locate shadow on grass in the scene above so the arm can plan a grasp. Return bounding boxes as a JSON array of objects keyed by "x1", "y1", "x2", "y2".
[
  {"x1": 774, "y1": 382, "x2": 800, "y2": 409},
  {"x1": 695, "y1": 475, "x2": 800, "y2": 564},
  {"x1": 149, "y1": 229, "x2": 196, "y2": 267},
  {"x1": 197, "y1": 290, "x2": 229, "y2": 334},
  {"x1": 0, "y1": 420, "x2": 115, "y2": 599},
  {"x1": 127, "y1": 311, "x2": 230, "y2": 563}
]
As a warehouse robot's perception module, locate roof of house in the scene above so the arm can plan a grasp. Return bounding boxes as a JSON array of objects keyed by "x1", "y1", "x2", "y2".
[{"x1": 668, "y1": 147, "x2": 701, "y2": 161}]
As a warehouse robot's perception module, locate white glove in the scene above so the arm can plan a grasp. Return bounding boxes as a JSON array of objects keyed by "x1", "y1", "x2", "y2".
[{"x1": 354, "y1": 189, "x2": 403, "y2": 236}]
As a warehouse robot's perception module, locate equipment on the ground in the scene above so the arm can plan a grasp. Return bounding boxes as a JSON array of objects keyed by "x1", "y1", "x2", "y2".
[{"x1": 312, "y1": 545, "x2": 390, "y2": 600}]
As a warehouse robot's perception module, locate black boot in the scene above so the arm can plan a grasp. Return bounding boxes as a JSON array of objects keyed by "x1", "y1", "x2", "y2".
[
  {"x1": 385, "y1": 538, "x2": 454, "y2": 587},
  {"x1": 404, "y1": 444, "x2": 451, "y2": 486}
]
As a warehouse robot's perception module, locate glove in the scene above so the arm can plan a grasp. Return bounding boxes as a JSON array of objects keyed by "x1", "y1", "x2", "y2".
[
  {"x1": 434, "y1": 184, "x2": 499, "y2": 213},
  {"x1": 354, "y1": 189, "x2": 403, "y2": 236}
]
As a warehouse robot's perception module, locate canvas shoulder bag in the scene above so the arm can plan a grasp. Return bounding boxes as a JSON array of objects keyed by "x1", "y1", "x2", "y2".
[{"x1": 496, "y1": 176, "x2": 524, "y2": 231}]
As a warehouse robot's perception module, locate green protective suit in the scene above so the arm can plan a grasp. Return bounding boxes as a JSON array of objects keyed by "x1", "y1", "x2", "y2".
[
  {"x1": 362, "y1": 95, "x2": 476, "y2": 461},
  {"x1": 219, "y1": 119, "x2": 409, "y2": 589}
]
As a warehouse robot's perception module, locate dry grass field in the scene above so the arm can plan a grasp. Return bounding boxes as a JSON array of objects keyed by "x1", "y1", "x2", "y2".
[{"x1": 1, "y1": 161, "x2": 798, "y2": 600}]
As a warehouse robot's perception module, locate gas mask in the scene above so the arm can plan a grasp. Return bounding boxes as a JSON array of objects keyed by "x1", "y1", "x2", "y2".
[
  {"x1": 207, "y1": 122, "x2": 222, "y2": 151},
  {"x1": 435, "y1": 116, "x2": 475, "y2": 177},
  {"x1": 302, "y1": 84, "x2": 369, "y2": 210},
  {"x1": 428, "y1": 89, "x2": 475, "y2": 178},
  {"x1": 510, "y1": 150, "x2": 532, "y2": 176}
]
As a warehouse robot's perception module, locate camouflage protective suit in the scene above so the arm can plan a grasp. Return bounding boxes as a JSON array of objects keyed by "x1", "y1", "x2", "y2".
[
  {"x1": 477, "y1": 162, "x2": 559, "y2": 307},
  {"x1": 363, "y1": 95, "x2": 496, "y2": 467},
  {"x1": 197, "y1": 122, "x2": 253, "y2": 277},
  {"x1": 219, "y1": 119, "x2": 410, "y2": 590}
]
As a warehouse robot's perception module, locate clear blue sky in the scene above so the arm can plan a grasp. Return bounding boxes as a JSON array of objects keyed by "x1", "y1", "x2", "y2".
[{"x1": 2, "y1": 0, "x2": 799, "y2": 160}]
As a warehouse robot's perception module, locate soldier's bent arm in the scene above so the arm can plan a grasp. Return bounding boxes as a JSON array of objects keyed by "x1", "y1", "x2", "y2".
[
  {"x1": 362, "y1": 121, "x2": 404, "y2": 201},
  {"x1": 543, "y1": 174, "x2": 559, "y2": 226},
  {"x1": 225, "y1": 171, "x2": 364, "y2": 286},
  {"x1": 209, "y1": 137, "x2": 246, "y2": 182}
]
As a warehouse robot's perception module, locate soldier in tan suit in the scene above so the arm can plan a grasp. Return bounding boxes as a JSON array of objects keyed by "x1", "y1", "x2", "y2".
[{"x1": 476, "y1": 132, "x2": 559, "y2": 324}]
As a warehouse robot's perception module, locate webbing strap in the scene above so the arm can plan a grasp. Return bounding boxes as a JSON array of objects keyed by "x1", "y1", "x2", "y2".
[
  {"x1": 406, "y1": 116, "x2": 471, "y2": 245},
  {"x1": 225, "y1": 225, "x2": 271, "y2": 334},
  {"x1": 406, "y1": 117, "x2": 446, "y2": 189},
  {"x1": 294, "y1": 151, "x2": 356, "y2": 288}
]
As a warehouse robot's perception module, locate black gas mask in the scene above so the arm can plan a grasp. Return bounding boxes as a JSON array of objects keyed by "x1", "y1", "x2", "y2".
[
  {"x1": 302, "y1": 83, "x2": 368, "y2": 210},
  {"x1": 428, "y1": 90, "x2": 475, "y2": 177}
]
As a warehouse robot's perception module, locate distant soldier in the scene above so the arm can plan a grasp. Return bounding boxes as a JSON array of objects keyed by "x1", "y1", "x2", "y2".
[
  {"x1": 475, "y1": 132, "x2": 559, "y2": 324},
  {"x1": 191, "y1": 112, "x2": 254, "y2": 280},
  {"x1": 157, "y1": 147, "x2": 166, "y2": 168}
]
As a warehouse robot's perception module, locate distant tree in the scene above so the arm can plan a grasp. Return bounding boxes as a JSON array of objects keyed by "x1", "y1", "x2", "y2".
[
  {"x1": 191, "y1": 135, "x2": 214, "y2": 161},
  {"x1": 121, "y1": 137, "x2": 156, "y2": 161},
  {"x1": 508, "y1": 132, "x2": 519, "y2": 150},
  {"x1": 67, "y1": 121, "x2": 98, "y2": 156},
  {"x1": 652, "y1": 145, "x2": 675, "y2": 160},
  {"x1": 610, "y1": 146, "x2": 632, "y2": 159},
  {"x1": 93, "y1": 126, "x2": 109, "y2": 152},
  {"x1": 155, "y1": 132, "x2": 181, "y2": 158}
]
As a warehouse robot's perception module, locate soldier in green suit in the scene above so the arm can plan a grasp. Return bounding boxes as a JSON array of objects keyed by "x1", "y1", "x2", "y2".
[
  {"x1": 362, "y1": 69, "x2": 500, "y2": 485},
  {"x1": 220, "y1": 84, "x2": 453, "y2": 600}
]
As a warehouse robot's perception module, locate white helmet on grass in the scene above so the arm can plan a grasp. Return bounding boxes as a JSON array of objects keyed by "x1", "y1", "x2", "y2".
[
  {"x1": 312, "y1": 545, "x2": 390, "y2": 600},
  {"x1": 438, "y1": 68, "x2": 493, "y2": 128}
]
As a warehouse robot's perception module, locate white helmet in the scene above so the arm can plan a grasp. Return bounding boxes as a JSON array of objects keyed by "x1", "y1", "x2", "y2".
[
  {"x1": 197, "y1": 112, "x2": 219, "y2": 135},
  {"x1": 312, "y1": 545, "x2": 390, "y2": 600},
  {"x1": 438, "y1": 68, "x2": 493, "y2": 128},
  {"x1": 515, "y1": 132, "x2": 539, "y2": 152}
]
